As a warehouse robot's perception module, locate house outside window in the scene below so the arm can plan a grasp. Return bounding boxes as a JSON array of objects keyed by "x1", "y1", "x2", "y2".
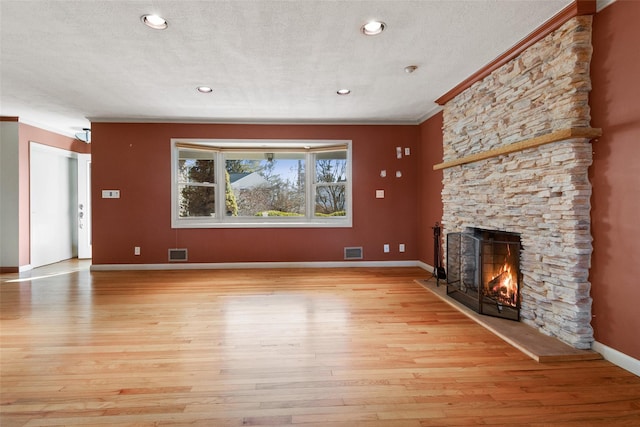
[{"x1": 172, "y1": 139, "x2": 352, "y2": 228}]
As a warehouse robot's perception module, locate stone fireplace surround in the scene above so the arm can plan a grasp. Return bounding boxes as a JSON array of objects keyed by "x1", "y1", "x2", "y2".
[{"x1": 439, "y1": 16, "x2": 597, "y2": 349}]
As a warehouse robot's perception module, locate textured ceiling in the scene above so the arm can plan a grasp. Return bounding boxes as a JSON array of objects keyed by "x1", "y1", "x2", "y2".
[{"x1": 0, "y1": 0, "x2": 574, "y2": 137}]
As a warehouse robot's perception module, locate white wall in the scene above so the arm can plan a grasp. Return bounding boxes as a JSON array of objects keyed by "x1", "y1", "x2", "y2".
[{"x1": 0, "y1": 122, "x2": 20, "y2": 268}]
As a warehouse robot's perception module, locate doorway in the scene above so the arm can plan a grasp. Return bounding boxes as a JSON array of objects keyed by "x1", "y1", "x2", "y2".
[{"x1": 29, "y1": 142, "x2": 91, "y2": 268}]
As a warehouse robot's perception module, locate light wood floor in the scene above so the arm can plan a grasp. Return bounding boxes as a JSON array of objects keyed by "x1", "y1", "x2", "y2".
[{"x1": 1, "y1": 265, "x2": 639, "y2": 426}]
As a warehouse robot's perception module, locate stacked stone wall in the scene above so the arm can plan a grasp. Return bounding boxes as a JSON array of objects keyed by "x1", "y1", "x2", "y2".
[{"x1": 441, "y1": 16, "x2": 595, "y2": 349}]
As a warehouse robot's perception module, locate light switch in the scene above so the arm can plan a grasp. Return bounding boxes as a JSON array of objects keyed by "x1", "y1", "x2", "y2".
[
  {"x1": 376, "y1": 190, "x2": 385, "y2": 199},
  {"x1": 404, "y1": 147, "x2": 411, "y2": 156},
  {"x1": 102, "y1": 190, "x2": 120, "y2": 198}
]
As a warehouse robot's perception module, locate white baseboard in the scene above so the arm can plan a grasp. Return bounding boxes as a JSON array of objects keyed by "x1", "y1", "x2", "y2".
[
  {"x1": 18, "y1": 264, "x2": 33, "y2": 272},
  {"x1": 592, "y1": 341, "x2": 640, "y2": 377},
  {"x1": 416, "y1": 261, "x2": 434, "y2": 272},
  {"x1": 90, "y1": 260, "x2": 428, "y2": 271}
]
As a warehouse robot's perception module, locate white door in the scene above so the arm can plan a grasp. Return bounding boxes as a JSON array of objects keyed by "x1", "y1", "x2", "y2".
[
  {"x1": 77, "y1": 153, "x2": 92, "y2": 259},
  {"x1": 30, "y1": 143, "x2": 78, "y2": 268}
]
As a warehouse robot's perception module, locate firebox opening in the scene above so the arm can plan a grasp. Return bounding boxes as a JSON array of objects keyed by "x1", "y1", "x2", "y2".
[{"x1": 446, "y1": 228, "x2": 521, "y2": 321}]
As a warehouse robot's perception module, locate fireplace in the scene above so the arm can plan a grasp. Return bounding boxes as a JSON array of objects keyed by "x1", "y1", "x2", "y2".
[
  {"x1": 446, "y1": 228, "x2": 521, "y2": 321},
  {"x1": 436, "y1": 15, "x2": 597, "y2": 348}
]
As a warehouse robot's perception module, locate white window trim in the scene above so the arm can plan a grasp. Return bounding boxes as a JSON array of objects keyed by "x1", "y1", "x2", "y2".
[{"x1": 171, "y1": 139, "x2": 352, "y2": 229}]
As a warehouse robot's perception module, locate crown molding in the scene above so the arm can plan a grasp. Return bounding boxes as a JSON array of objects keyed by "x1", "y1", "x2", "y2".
[{"x1": 88, "y1": 116, "x2": 424, "y2": 126}]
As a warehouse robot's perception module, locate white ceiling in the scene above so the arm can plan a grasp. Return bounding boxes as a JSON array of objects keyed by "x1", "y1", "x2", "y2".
[{"x1": 0, "y1": 0, "x2": 574, "y2": 137}]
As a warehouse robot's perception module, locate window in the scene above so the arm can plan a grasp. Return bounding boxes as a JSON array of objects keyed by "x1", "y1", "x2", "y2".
[
  {"x1": 313, "y1": 150, "x2": 347, "y2": 217},
  {"x1": 177, "y1": 149, "x2": 216, "y2": 218},
  {"x1": 172, "y1": 139, "x2": 352, "y2": 228}
]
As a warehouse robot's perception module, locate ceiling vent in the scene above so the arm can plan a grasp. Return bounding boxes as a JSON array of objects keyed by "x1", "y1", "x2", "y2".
[{"x1": 344, "y1": 247, "x2": 363, "y2": 260}]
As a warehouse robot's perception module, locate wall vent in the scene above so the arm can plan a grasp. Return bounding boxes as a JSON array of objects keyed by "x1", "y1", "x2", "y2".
[
  {"x1": 344, "y1": 247, "x2": 363, "y2": 260},
  {"x1": 168, "y1": 248, "x2": 188, "y2": 262}
]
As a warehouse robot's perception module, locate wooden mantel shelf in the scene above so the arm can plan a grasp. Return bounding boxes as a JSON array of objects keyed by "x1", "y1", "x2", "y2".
[{"x1": 433, "y1": 127, "x2": 602, "y2": 171}]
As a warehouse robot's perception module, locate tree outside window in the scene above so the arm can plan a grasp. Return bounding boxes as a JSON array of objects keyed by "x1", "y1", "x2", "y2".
[
  {"x1": 178, "y1": 151, "x2": 216, "y2": 218},
  {"x1": 227, "y1": 154, "x2": 306, "y2": 217},
  {"x1": 314, "y1": 152, "x2": 347, "y2": 216}
]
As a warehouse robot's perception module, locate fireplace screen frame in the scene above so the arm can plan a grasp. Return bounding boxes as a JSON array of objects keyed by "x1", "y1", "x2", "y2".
[{"x1": 446, "y1": 229, "x2": 521, "y2": 321}]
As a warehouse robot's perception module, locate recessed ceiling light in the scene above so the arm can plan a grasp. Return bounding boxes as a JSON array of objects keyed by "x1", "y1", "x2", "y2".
[
  {"x1": 141, "y1": 14, "x2": 168, "y2": 30},
  {"x1": 337, "y1": 89, "x2": 351, "y2": 95},
  {"x1": 197, "y1": 86, "x2": 213, "y2": 93},
  {"x1": 361, "y1": 20, "x2": 385, "y2": 36}
]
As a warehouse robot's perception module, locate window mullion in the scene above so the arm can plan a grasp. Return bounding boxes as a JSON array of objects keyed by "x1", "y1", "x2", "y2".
[
  {"x1": 216, "y1": 151, "x2": 224, "y2": 220},
  {"x1": 306, "y1": 151, "x2": 314, "y2": 220},
  {"x1": 173, "y1": 148, "x2": 179, "y2": 225}
]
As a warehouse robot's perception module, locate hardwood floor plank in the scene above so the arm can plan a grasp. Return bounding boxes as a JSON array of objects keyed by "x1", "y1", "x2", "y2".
[{"x1": 2, "y1": 266, "x2": 639, "y2": 426}]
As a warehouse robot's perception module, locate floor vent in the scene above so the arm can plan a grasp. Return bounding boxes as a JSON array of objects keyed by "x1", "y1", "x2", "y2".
[
  {"x1": 344, "y1": 247, "x2": 363, "y2": 260},
  {"x1": 168, "y1": 248, "x2": 188, "y2": 262}
]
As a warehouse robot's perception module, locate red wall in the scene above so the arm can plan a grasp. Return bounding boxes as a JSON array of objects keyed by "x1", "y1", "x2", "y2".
[
  {"x1": 589, "y1": 0, "x2": 640, "y2": 359},
  {"x1": 91, "y1": 123, "x2": 420, "y2": 265},
  {"x1": 17, "y1": 122, "x2": 91, "y2": 266},
  {"x1": 417, "y1": 112, "x2": 444, "y2": 268}
]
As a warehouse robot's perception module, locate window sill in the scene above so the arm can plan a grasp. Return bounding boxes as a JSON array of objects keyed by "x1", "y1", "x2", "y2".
[{"x1": 172, "y1": 218, "x2": 352, "y2": 229}]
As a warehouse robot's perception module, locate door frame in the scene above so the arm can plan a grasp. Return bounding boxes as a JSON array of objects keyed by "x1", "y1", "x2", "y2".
[{"x1": 77, "y1": 153, "x2": 92, "y2": 259}]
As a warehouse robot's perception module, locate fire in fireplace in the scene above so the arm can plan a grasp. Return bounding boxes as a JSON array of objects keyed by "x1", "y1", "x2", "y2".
[{"x1": 446, "y1": 228, "x2": 521, "y2": 321}]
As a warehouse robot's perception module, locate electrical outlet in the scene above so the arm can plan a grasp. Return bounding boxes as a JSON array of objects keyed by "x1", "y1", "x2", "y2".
[
  {"x1": 383, "y1": 244, "x2": 390, "y2": 253},
  {"x1": 134, "y1": 246, "x2": 141, "y2": 256},
  {"x1": 399, "y1": 243, "x2": 405, "y2": 253}
]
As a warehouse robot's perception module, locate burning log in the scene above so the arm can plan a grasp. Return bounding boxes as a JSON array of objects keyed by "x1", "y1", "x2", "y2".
[
  {"x1": 488, "y1": 271, "x2": 509, "y2": 293},
  {"x1": 486, "y1": 268, "x2": 517, "y2": 307}
]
